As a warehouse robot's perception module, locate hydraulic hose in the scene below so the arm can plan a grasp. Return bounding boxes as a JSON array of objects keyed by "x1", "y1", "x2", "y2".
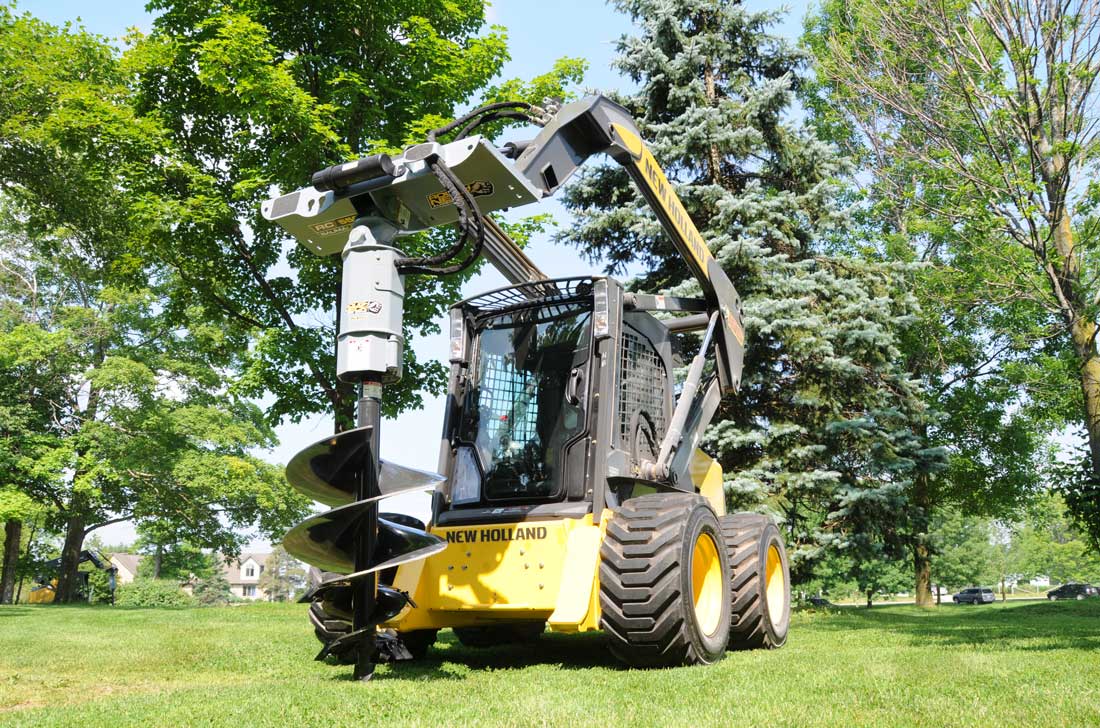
[{"x1": 394, "y1": 153, "x2": 486, "y2": 276}]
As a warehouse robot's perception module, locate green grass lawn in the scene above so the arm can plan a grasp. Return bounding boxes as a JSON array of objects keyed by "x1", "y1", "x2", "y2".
[{"x1": 1, "y1": 600, "x2": 1098, "y2": 727}]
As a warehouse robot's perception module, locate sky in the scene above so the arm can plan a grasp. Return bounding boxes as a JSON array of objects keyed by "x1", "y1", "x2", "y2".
[{"x1": 17, "y1": 0, "x2": 811, "y2": 547}]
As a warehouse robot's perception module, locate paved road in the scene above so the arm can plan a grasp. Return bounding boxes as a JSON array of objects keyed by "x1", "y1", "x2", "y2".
[{"x1": 832, "y1": 596, "x2": 1049, "y2": 607}]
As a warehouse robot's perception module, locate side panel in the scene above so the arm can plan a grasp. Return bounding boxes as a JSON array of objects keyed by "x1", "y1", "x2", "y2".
[
  {"x1": 690, "y1": 449, "x2": 726, "y2": 517},
  {"x1": 385, "y1": 514, "x2": 604, "y2": 631},
  {"x1": 547, "y1": 513, "x2": 608, "y2": 633},
  {"x1": 28, "y1": 582, "x2": 56, "y2": 604}
]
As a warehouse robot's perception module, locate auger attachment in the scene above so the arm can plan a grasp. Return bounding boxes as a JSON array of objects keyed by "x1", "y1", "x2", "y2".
[
  {"x1": 283, "y1": 479, "x2": 445, "y2": 590},
  {"x1": 278, "y1": 216, "x2": 453, "y2": 680},
  {"x1": 285, "y1": 428, "x2": 446, "y2": 507},
  {"x1": 284, "y1": 423, "x2": 446, "y2": 677}
]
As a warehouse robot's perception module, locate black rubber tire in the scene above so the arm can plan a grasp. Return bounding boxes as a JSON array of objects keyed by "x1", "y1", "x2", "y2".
[
  {"x1": 309, "y1": 601, "x2": 356, "y2": 664},
  {"x1": 599, "y1": 493, "x2": 731, "y2": 668},
  {"x1": 397, "y1": 629, "x2": 439, "y2": 658},
  {"x1": 721, "y1": 513, "x2": 790, "y2": 650},
  {"x1": 453, "y1": 621, "x2": 545, "y2": 648}
]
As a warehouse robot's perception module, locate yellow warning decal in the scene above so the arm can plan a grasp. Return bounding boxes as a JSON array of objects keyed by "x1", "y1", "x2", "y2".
[
  {"x1": 723, "y1": 306, "x2": 745, "y2": 346},
  {"x1": 346, "y1": 300, "x2": 382, "y2": 319},
  {"x1": 427, "y1": 180, "x2": 494, "y2": 209},
  {"x1": 610, "y1": 123, "x2": 715, "y2": 279},
  {"x1": 310, "y1": 214, "x2": 356, "y2": 237}
]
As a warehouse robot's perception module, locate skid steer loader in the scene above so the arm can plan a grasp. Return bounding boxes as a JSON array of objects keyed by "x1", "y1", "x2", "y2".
[{"x1": 264, "y1": 95, "x2": 790, "y2": 679}]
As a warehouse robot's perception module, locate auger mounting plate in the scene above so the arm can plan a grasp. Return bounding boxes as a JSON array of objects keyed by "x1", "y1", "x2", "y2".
[{"x1": 261, "y1": 136, "x2": 541, "y2": 256}]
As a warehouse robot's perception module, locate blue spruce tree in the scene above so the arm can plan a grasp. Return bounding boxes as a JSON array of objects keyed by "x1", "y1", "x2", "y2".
[{"x1": 560, "y1": 0, "x2": 943, "y2": 584}]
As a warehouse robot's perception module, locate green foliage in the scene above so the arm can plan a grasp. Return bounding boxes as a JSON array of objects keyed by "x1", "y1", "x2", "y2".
[
  {"x1": 256, "y1": 546, "x2": 304, "y2": 602},
  {"x1": 850, "y1": 550, "x2": 910, "y2": 604},
  {"x1": 560, "y1": 0, "x2": 941, "y2": 577},
  {"x1": 1011, "y1": 492, "x2": 1100, "y2": 584},
  {"x1": 192, "y1": 572, "x2": 235, "y2": 606},
  {"x1": 0, "y1": 488, "x2": 41, "y2": 525},
  {"x1": 802, "y1": 0, "x2": 1097, "y2": 540},
  {"x1": 931, "y1": 510, "x2": 999, "y2": 590},
  {"x1": 115, "y1": 579, "x2": 196, "y2": 608},
  {"x1": 801, "y1": 549, "x2": 910, "y2": 604},
  {"x1": 135, "y1": 539, "x2": 215, "y2": 582},
  {"x1": 126, "y1": 0, "x2": 585, "y2": 426},
  {"x1": 0, "y1": 10, "x2": 313, "y2": 602},
  {"x1": 84, "y1": 567, "x2": 114, "y2": 605}
]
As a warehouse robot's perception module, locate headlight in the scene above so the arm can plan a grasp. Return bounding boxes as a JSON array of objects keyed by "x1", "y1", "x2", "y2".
[{"x1": 451, "y1": 446, "x2": 481, "y2": 505}]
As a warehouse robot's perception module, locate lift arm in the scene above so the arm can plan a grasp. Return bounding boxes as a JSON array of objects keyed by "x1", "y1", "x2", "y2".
[{"x1": 509, "y1": 95, "x2": 745, "y2": 393}]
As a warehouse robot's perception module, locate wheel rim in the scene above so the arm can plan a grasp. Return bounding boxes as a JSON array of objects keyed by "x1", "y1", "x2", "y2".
[
  {"x1": 691, "y1": 531, "x2": 723, "y2": 636},
  {"x1": 765, "y1": 543, "x2": 787, "y2": 626}
]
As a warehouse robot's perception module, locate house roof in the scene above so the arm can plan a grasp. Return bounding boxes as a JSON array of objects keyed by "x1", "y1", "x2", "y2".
[
  {"x1": 222, "y1": 552, "x2": 271, "y2": 585},
  {"x1": 110, "y1": 553, "x2": 142, "y2": 575}
]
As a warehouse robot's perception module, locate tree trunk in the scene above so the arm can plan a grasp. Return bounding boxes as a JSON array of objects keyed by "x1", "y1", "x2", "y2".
[
  {"x1": 913, "y1": 540, "x2": 933, "y2": 608},
  {"x1": 53, "y1": 511, "x2": 86, "y2": 603},
  {"x1": 1, "y1": 519, "x2": 21, "y2": 604},
  {"x1": 15, "y1": 519, "x2": 37, "y2": 604},
  {"x1": 1070, "y1": 315, "x2": 1100, "y2": 478},
  {"x1": 911, "y1": 471, "x2": 934, "y2": 607},
  {"x1": 1045, "y1": 211, "x2": 1100, "y2": 479},
  {"x1": 153, "y1": 545, "x2": 163, "y2": 579},
  {"x1": 703, "y1": 63, "x2": 724, "y2": 188},
  {"x1": 866, "y1": 590, "x2": 872, "y2": 608}
]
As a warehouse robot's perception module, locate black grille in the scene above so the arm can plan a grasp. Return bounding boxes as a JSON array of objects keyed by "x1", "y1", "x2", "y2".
[
  {"x1": 460, "y1": 277, "x2": 594, "y2": 323},
  {"x1": 619, "y1": 329, "x2": 667, "y2": 460},
  {"x1": 477, "y1": 352, "x2": 539, "y2": 447}
]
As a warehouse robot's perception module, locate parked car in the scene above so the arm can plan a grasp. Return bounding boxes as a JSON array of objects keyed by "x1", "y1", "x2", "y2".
[
  {"x1": 1046, "y1": 583, "x2": 1099, "y2": 601},
  {"x1": 953, "y1": 587, "x2": 996, "y2": 604}
]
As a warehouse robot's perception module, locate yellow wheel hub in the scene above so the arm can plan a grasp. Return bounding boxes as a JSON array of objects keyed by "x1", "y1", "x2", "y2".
[
  {"x1": 765, "y1": 543, "x2": 787, "y2": 626},
  {"x1": 691, "y1": 531, "x2": 723, "y2": 636}
]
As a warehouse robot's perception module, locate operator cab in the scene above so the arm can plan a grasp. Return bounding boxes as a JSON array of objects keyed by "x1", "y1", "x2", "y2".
[{"x1": 434, "y1": 277, "x2": 683, "y2": 527}]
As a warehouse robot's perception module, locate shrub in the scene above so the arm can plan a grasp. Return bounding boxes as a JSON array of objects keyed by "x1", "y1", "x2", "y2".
[
  {"x1": 85, "y1": 568, "x2": 114, "y2": 605},
  {"x1": 192, "y1": 573, "x2": 236, "y2": 606},
  {"x1": 115, "y1": 579, "x2": 196, "y2": 608}
]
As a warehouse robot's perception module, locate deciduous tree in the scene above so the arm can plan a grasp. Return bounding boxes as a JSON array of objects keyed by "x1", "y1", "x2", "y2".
[
  {"x1": 128, "y1": 1, "x2": 584, "y2": 427},
  {"x1": 257, "y1": 546, "x2": 304, "y2": 602},
  {"x1": 0, "y1": 11, "x2": 311, "y2": 601},
  {"x1": 807, "y1": 0, "x2": 1100, "y2": 544}
]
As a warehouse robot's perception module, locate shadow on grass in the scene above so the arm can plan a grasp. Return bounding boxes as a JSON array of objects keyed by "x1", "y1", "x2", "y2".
[
  {"x1": 810, "y1": 600, "x2": 1100, "y2": 652},
  {"x1": 0, "y1": 606, "x2": 35, "y2": 617},
  {"x1": 327, "y1": 630, "x2": 621, "y2": 682},
  {"x1": 324, "y1": 601, "x2": 1100, "y2": 681}
]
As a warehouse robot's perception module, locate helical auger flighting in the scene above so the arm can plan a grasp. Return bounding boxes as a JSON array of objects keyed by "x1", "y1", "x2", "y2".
[{"x1": 282, "y1": 425, "x2": 445, "y2": 665}]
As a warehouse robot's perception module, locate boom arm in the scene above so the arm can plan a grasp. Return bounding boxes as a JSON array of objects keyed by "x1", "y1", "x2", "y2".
[
  {"x1": 510, "y1": 96, "x2": 745, "y2": 394},
  {"x1": 508, "y1": 96, "x2": 745, "y2": 484}
]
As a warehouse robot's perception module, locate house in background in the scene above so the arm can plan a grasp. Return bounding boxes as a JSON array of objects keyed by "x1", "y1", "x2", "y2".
[
  {"x1": 106, "y1": 549, "x2": 301, "y2": 601},
  {"x1": 110, "y1": 553, "x2": 143, "y2": 584},
  {"x1": 224, "y1": 552, "x2": 271, "y2": 600}
]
